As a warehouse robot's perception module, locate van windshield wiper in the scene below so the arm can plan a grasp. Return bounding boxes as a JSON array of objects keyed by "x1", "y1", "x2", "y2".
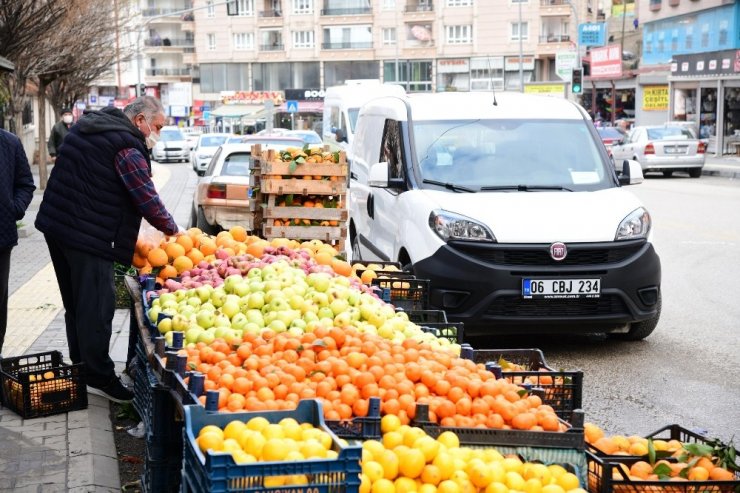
[
  {"x1": 480, "y1": 184, "x2": 573, "y2": 192},
  {"x1": 422, "y1": 179, "x2": 476, "y2": 193}
]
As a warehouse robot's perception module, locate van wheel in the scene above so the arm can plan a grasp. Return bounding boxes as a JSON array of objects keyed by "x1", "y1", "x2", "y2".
[
  {"x1": 662, "y1": 170, "x2": 673, "y2": 177},
  {"x1": 351, "y1": 234, "x2": 362, "y2": 262},
  {"x1": 688, "y1": 167, "x2": 702, "y2": 178},
  {"x1": 196, "y1": 207, "x2": 218, "y2": 235},
  {"x1": 614, "y1": 293, "x2": 661, "y2": 341}
]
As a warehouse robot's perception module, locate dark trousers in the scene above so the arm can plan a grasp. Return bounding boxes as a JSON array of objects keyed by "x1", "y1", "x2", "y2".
[
  {"x1": 45, "y1": 236, "x2": 116, "y2": 387},
  {"x1": 0, "y1": 247, "x2": 11, "y2": 353}
]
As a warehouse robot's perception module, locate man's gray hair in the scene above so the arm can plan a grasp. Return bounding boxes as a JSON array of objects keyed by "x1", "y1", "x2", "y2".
[{"x1": 123, "y1": 96, "x2": 164, "y2": 120}]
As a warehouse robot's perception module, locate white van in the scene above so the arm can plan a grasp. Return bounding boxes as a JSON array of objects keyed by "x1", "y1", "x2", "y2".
[
  {"x1": 322, "y1": 80, "x2": 406, "y2": 152},
  {"x1": 349, "y1": 91, "x2": 662, "y2": 340}
]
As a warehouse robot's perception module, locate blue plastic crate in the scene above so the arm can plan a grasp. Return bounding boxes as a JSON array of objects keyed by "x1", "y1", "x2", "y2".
[{"x1": 181, "y1": 399, "x2": 362, "y2": 493}]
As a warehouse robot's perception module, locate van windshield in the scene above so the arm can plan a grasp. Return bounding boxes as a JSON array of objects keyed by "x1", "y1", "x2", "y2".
[
  {"x1": 414, "y1": 119, "x2": 616, "y2": 192},
  {"x1": 348, "y1": 108, "x2": 360, "y2": 133}
]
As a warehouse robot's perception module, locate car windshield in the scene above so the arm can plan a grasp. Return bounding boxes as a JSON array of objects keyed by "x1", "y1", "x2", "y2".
[
  {"x1": 227, "y1": 137, "x2": 244, "y2": 144},
  {"x1": 597, "y1": 128, "x2": 624, "y2": 140},
  {"x1": 291, "y1": 131, "x2": 322, "y2": 144},
  {"x1": 160, "y1": 129, "x2": 184, "y2": 142},
  {"x1": 221, "y1": 152, "x2": 251, "y2": 176},
  {"x1": 414, "y1": 119, "x2": 615, "y2": 192},
  {"x1": 648, "y1": 127, "x2": 693, "y2": 140},
  {"x1": 243, "y1": 138, "x2": 304, "y2": 149},
  {"x1": 200, "y1": 135, "x2": 228, "y2": 147},
  {"x1": 348, "y1": 108, "x2": 360, "y2": 132}
]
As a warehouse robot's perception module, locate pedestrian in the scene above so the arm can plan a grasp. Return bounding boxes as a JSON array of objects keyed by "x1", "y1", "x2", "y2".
[
  {"x1": 0, "y1": 129, "x2": 36, "y2": 355},
  {"x1": 47, "y1": 107, "x2": 74, "y2": 160},
  {"x1": 34, "y1": 96, "x2": 180, "y2": 403}
]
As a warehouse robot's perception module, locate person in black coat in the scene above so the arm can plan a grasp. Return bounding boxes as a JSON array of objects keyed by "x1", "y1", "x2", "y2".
[
  {"x1": 0, "y1": 129, "x2": 36, "y2": 354},
  {"x1": 47, "y1": 107, "x2": 74, "y2": 159}
]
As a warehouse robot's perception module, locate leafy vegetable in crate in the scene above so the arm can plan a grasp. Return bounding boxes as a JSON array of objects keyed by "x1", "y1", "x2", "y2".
[{"x1": 279, "y1": 145, "x2": 341, "y2": 173}]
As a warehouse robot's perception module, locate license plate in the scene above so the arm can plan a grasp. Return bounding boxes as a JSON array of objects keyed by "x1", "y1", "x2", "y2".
[
  {"x1": 664, "y1": 147, "x2": 685, "y2": 154},
  {"x1": 522, "y1": 278, "x2": 601, "y2": 299}
]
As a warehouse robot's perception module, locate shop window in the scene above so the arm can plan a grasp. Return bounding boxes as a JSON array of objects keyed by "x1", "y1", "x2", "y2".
[{"x1": 700, "y1": 88, "x2": 716, "y2": 139}]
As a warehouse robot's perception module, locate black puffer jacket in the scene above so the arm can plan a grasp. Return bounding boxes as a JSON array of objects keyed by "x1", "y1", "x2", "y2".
[{"x1": 0, "y1": 129, "x2": 36, "y2": 249}]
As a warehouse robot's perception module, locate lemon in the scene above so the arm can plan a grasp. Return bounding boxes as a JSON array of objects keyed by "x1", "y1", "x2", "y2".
[
  {"x1": 489, "y1": 462, "x2": 507, "y2": 484},
  {"x1": 485, "y1": 482, "x2": 509, "y2": 493},
  {"x1": 364, "y1": 440, "x2": 386, "y2": 461},
  {"x1": 382, "y1": 414, "x2": 402, "y2": 433},
  {"x1": 547, "y1": 465, "x2": 568, "y2": 480},
  {"x1": 437, "y1": 431, "x2": 460, "y2": 449},
  {"x1": 223, "y1": 420, "x2": 247, "y2": 441},
  {"x1": 246, "y1": 416, "x2": 270, "y2": 432},
  {"x1": 360, "y1": 474, "x2": 372, "y2": 493},
  {"x1": 232, "y1": 450, "x2": 256, "y2": 464},
  {"x1": 398, "y1": 449, "x2": 426, "y2": 479},
  {"x1": 262, "y1": 423, "x2": 285, "y2": 440},
  {"x1": 262, "y1": 438, "x2": 290, "y2": 462},
  {"x1": 438, "y1": 480, "x2": 461, "y2": 493},
  {"x1": 316, "y1": 430, "x2": 333, "y2": 449},
  {"x1": 199, "y1": 425, "x2": 224, "y2": 439},
  {"x1": 264, "y1": 476, "x2": 286, "y2": 487},
  {"x1": 542, "y1": 484, "x2": 566, "y2": 493},
  {"x1": 403, "y1": 427, "x2": 427, "y2": 448},
  {"x1": 557, "y1": 473, "x2": 580, "y2": 491},
  {"x1": 503, "y1": 457, "x2": 524, "y2": 474},
  {"x1": 524, "y1": 478, "x2": 543, "y2": 493},
  {"x1": 414, "y1": 436, "x2": 440, "y2": 462},
  {"x1": 505, "y1": 471, "x2": 526, "y2": 491},
  {"x1": 383, "y1": 431, "x2": 404, "y2": 450},
  {"x1": 378, "y1": 449, "x2": 400, "y2": 480},
  {"x1": 364, "y1": 461, "x2": 385, "y2": 483},
  {"x1": 419, "y1": 484, "x2": 437, "y2": 493},
  {"x1": 281, "y1": 421, "x2": 304, "y2": 441},
  {"x1": 285, "y1": 450, "x2": 305, "y2": 461},
  {"x1": 197, "y1": 431, "x2": 224, "y2": 453},
  {"x1": 433, "y1": 451, "x2": 456, "y2": 481},
  {"x1": 240, "y1": 431, "x2": 266, "y2": 458},
  {"x1": 372, "y1": 478, "x2": 396, "y2": 493},
  {"x1": 421, "y1": 464, "x2": 443, "y2": 486},
  {"x1": 468, "y1": 461, "x2": 495, "y2": 489},
  {"x1": 523, "y1": 463, "x2": 551, "y2": 485},
  {"x1": 395, "y1": 477, "x2": 418, "y2": 493},
  {"x1": 286, "y1": 475, "x2": 309, "y2": 485},
  {"x1": 222, "y1": 438, "x2": 241, "y2": 453},
  {"x1": 300, "y1": 439, "x2": 327, "y2": 459},
  {"x1": 326, "y1": 449, "x2": 338, "y2": 459}
]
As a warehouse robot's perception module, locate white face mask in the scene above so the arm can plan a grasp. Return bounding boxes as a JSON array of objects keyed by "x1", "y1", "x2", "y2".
[
  {"x1": 62, "y1": 115, "x2": 73, "y2": 124},
  {"x1": 142, "y1": 118, "x2": 160, "y2": 149}
]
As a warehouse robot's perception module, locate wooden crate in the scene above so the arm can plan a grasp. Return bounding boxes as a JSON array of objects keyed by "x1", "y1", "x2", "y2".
[
  {"x1": 262, "y1": 195, "x2": 347, "y2": 223},
  {"x1": 260, "y1": 178, "x2": 346, "y2": 196},
  {"x1": 263, "y1": 225, "x2": 346, "y2": 251}
]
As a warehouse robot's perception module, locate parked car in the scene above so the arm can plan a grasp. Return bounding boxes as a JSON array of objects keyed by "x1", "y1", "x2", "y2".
[
  {"x1": 610, "y1": 125, "x2": 705, "y2": 178},
  {"x1": 151, "y1": 126, "x2": 190, "y2": 163},
  {"x1": 596, "y1": 127, "x2": 625, "y2": 162},
  {"x1": 285, "y1": 129, "x2": 323, "y2": 145},
  {"x1": 181, "y1": 127, "x2": 203, "y2": 149},
  {"x1": 190, "y1": 133, "x2": 232, "y2": 176},
  {"x1": 349, "y1": 91, "x2": 661, "y2": 340},
  {"x1": 190, "y1": 136, "x2": 305, "y2": 234}
]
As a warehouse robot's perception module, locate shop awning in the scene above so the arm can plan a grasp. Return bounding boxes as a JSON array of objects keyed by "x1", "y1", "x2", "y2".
[
  {"x1": 210, "y1": 104, "x2": 265, "y2": 118},
  {"x1": 276, "y1": 101, "x2": 323, "y2": 113},
  {"x1": 0, "y1": 55, "x2": 15, "y2": 72}
]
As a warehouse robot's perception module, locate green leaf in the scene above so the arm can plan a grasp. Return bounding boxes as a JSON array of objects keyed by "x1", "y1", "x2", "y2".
[
  {"x1": 286, "y1": 194, "x2": 294, "y2": 206},
  {"x1": 295, "y1": 156, "x2": 306, "y2": 164},
  {"x1": 652, "y1": 462, "x2": 672, "y2": 477},
  {"x1": 517, "y1": 389, "x2": 529, "y2": 398},
  {"x1": 288, "y1": 160, "x2": 297, "y2": 174},
  {"x1": 683, "y1": 442, "x2": 714, "y2": 457},
  {"x1": 302, "y1": 143, "x2": 310, "y2": 153},
  {"x1": 333, "y1": 151, "x2": 340, "y2": 163},
  {"x1": 648, "y1": 438, "x2": 657, "y2": 465},
  {"x1": 187, "y1": 362, "x2": 197, "y2": 370}
]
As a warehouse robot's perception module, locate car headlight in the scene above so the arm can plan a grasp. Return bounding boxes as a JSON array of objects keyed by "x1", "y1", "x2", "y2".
[
  {"x1": 429, "y1": 209, "x2": 495, "y2": 242},
  {"x1": 615, "y1": 207, "x2": 651, "y2": 240}
]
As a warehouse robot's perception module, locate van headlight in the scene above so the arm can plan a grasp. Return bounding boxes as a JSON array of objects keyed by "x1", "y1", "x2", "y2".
[
  {"x1": 429, "y1": 210, "x2": 495, "y2": 242},
  {"x1": 615, "y1": 207, "x2": 651, "y2": 240}
]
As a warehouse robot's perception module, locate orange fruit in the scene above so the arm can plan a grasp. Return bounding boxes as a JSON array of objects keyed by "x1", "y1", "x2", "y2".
[
  {"x1": 314, "y1": 251, "x2": 333, "y2": 266},
  {"x1": 158, "y1": 264, "x2": 178, "y2": 280},
  {"x1": 165, "y1": 242, "x2": 186, "y2": 262},
  {"x1": 709, "y1": 468, "x2": 735, "y2": 481},
  {"x1": 229, "y1": 226, "x2": 248, "y2": 242},
  {"x1": 331, "y1": 258, "x2": 352, "y2": 277},
  {"x1": 132, "y1": 252, "x2": 147, "y2": 269},
  {"x1": 199, "y1": 238, "x2": 217, "y2": 256},
  {"x1": 172, "y1": 255, "x2": 194, "y2": 274},
  {"x1": 176, "y1": 234, "x2": 194, "y2": 253},
  {"x1": 147, "y1": 247, "x2": 168, "y2": 267},
  {"x1": 186, "y1": 248, "x2": 205, "y2": 265},
  {"x1": 247, "y1": 240, "x2": 268, "y2": 258}
]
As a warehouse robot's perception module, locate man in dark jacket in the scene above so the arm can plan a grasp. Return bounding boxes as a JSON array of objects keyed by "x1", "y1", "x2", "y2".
[
  {"x1": 35, "y1": 96, "x2": 179, "y2": 403},
  {"x1": 47, "y1": 107, "x2": 74, "y2": 159},
  {"x1": 0, "y1": 129, "x2": 36, "y2": 354}
]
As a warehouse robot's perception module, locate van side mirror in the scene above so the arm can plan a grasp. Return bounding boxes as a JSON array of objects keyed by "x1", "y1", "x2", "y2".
[
  {"x1": 369, "y1": 162, "x2": 389, "y2": 187},
  {"x1": 618, "y1": 159, "x2": 644, "y2": 185}
]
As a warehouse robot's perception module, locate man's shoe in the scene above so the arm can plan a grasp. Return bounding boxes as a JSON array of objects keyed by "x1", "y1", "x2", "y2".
[{"x1": 87, "y1": 378, "x2": 134, "y2": 404}]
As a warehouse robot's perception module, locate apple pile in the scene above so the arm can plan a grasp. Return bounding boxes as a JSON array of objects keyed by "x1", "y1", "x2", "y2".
[{"x1": 147, "y1": 258, "x2": 460, "y2": 354}]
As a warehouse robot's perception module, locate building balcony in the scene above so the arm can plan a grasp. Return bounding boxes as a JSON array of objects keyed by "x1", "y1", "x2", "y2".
[
  {"x1": 141, "y1": 7, "x2": 195, "y2": 22},
  {"x1": 260, "y1": 43, "x2": 285, "y2": 51},
  {"x1": 320, "y1": 7, "x2": 372, "y2": 15},
  {"x1": 539, "y1": 0, "x2": 571, "y2": 16},
  {"x1": 259, "y1": 9, "x2": 283, "y2": 17},
  {"x1": 143, "y1": 38, "x2": 194, "y2": 50},
  {"x1": 539, "y1": 34, "x2": 571, "y2": 43},
  {"x1": 321, "y1": 41, "x2": 373, "y2": 49},
  {"x1": 145, "y1": 68, "x2": 191, "y2": 77},
  {"x1": 405, "y1": 2, "x2": 434, "y2": 12}
]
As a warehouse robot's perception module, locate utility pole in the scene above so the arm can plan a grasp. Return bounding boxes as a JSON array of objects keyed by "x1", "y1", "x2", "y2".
[{"x1": 518, "y1": 0, "x2": 523, "y2": 92}]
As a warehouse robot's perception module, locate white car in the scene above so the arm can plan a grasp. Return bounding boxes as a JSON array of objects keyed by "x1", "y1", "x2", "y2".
[
  {"x1": 611, "y1": 125, "x2": 706, "y2": 178},
  {"x1": 349, "y1": 91, "x2": 661, "y2": 340},
  {"x1": 190, "y1": 133, "x2": 233, "y2": 176},
  {"x1": 151, "y1": 126, "x2": 190, "y2": 163}
]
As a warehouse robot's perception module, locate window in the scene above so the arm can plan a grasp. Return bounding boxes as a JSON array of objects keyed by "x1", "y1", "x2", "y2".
[
  {"x1": 447, "y1": 0, "x2": 472, "y2": 5},
  {"x1": 383, "y1": 60, "x2": 433, "y2": 92},
  {"x1": 382, "y1": 0, "x2": 395, "y2": 8},
  {"x1": 671, "y1": 29, "x2": 678, "y2": 51},
  {"x1": 645, "y1": 32, "x2": 652, "y2": 54},
  {"x1": 206, "y1": 0, "x2": 215, "y2": 17},
  {"x1": 227, "y1": 0, "x2": 254, "y2": 16},
  {"x1": 470, "y1": 56, "x2": 504, "y2": 91},
  {"x1": 685, "y1": 26, "x2": 692, "y2": 49},
  {"x1": 719, "y1": 20, "x2": 728, "y2": 46},
  {"x1": 207, "y1": 33, "x2": 216, "y2": 50},
  {"x1": 22, "y1": 100, "x2": 33, "y2": 126},
  {"x1": 233, "y1": 32, "x2": 254, "y2": 50},
  {"x1": 511, "y1": 22, "x2": 528, "y2": 41},
  {"x1": 701, "y1": 23, "x2": 709, "y2": 48},
  {"x1": 381, "y1": 119, "x2": 405, "y2": 180},
  {"x1": 383, "y1": 28, "x2": 397, "y2": 45},
  {"x1": 657, "y1": 31, "x2": 664, "y2": 52},
  {"x1": 199, "y1": 63, "x2": 250, "y2": 92},
  {"x1": 446, "y1": 25, "x2": 472, "y2": 44},
  {"x1": 293, "y1": 30, "x2": 315, "y2": 48},
  {"x1": 292, "y1": 0, "x2": 312, "y2": 14}
]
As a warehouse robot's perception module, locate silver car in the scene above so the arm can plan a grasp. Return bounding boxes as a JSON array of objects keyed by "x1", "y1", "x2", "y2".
[
  {"x1": 611, "y1": 125, "x2": 705, "y2": 178},
  {"x1": 190, "y1": 133, "x2": 233, "y2": 176},
  {"x1": 151, "y1": 126, "x2": 190, "y2": 163}
]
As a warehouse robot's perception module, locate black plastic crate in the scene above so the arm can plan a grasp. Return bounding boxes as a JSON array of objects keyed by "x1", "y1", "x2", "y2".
[
  {"x1": 417, "y1": 322, "x2": 465, "y2": 344},
  {"x1": 467, "y1": 349, "x2": 583, "y2": 420},
  {"x1": 325, "y1": 397, "x2": 382, "y2": 440},
  {"x1": 372, "y1": 277, "x2": 430, "y2": 311},
  {"x1": 0, "y1": 351, "x2": 87, "y2": 419},
  {"x1": 586, "y1": 450, "x2": 740, "y2": 493},
  {"x1": 133, "y1": 350, "x2": 176, "y2": 445},
  {"x1": 141, "y1": 445, "x2": 182, "y2": 493},
  {"x1": 399, "y1": 309, "x2": 448, "y2": 324}
]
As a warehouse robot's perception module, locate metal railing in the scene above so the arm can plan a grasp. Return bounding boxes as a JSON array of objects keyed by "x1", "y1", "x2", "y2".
[
  {"x1": 538, "y1": 34, "x2": 570, "y2": 43},
  {"x1": 404, "y1": 3, "x2": 434, "y2": 12},
  {"x1": 145, "y1": 68, "x2": 191, "y2": 76},
  {"x1": 320, "y1": 7, "x2": 372, "y2": 15},
  {"x1": 259, "y1": 43, "x2": 285, "y2": 51},
  {"x1": 141, "y1": 7, "x2": 194, "y2": 17},
  {"x1": 144, "y1": 38, "x2": 195, "y2": 47},
  {"x1": 321, "y1": 41, "x2": 373, "y2": 49},
  {"x1": 539, "y1": 0, "x2": 569, "y2": 5},
  {"x1": 259, "y1": 9, "x2": 283, "y2": 17}
]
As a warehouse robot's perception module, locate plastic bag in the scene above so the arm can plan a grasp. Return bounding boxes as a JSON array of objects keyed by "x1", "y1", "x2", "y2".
[{"x1": 138, "y1": 219, "x2": 165, "y2": 250}]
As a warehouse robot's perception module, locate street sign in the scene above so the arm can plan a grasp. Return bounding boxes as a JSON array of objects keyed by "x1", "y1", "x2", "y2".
[
  {"x1": 286, "y1": 100, "x2": 298, "y2": 113},
  {"x1": 556, "y1": 51, "x2": 578, "y2": 82},
  {"x1": 578, "y1": 23, "x2": 607, "y2": 47}
]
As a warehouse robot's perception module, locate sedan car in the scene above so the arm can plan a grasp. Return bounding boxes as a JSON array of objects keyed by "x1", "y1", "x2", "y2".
[
  {"x1": 151, "y1": 126, "x2": 190, "y2": 163},
  {"x1": 596, "y1": 127, "x2": 625, "y2": 162},
  {"x1": 285, "y1": 130, "x2": 322, "y2": 145},
  {"x1": 190, "y1": 133, "x2": 232, "y2": 176},
  {"x1": 190, "y1": 136, "x2": 306, "y2": 234},
  {"x1": 610, "y1": 125, "x2": 705, "y2": 178}
]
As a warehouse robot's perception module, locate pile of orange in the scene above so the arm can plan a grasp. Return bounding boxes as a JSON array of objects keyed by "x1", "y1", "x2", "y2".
[{"x1": 177, "y1": 326, "x2": 565, "y2": 432}]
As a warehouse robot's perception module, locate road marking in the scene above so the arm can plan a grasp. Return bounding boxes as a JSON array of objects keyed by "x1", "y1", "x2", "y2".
[{"x1": 2, "y1": 163, "x2": 171, "y2": 357}]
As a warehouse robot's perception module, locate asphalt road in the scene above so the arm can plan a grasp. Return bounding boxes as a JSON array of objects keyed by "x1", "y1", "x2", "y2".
[{"x1": 474, "y1": 173, "x2": 740, "y2": 444}]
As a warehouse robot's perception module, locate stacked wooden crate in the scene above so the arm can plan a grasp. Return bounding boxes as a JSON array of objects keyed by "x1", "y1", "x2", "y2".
[{"x1": 249, "y1": 144, "x2": 348, "y2": 250}]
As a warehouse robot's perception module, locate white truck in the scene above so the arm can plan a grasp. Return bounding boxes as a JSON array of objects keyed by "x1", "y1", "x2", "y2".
[{"x1": 348, "y1": 91, "x2": 662, "y2": 340}]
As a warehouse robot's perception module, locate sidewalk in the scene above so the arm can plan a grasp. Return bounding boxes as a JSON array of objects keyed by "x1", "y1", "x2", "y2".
[
  {"x1": 703, "y1": 153, "x2": 740, "y2": 178},
  {"x1": 0, "y1": 162, "x2": 197, "y2": 492}
]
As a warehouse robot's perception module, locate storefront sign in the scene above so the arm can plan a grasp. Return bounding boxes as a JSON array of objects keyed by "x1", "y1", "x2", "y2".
[
  {"x1": 168, "y1": 82, "x2": 192, "y2": 107},
  {"x1": 556, "y1": 51, "x2": 578, "y2": 81},
  {"x1": 284, "y1": 88, "x2": 325, "y2": 101},
  {"x1": 590, "y1": 45, "x2": 623, "y2": 79},
  {"x1": 524, "y1": 83, "x2": 566, "y2": 97},
  {"x1": 642, "y1": 86, "x2": 668, "y2": 111},
  {"x1": 504, "y1": 56, "x2": 535, "y2": 71},
  {"x1": 220, "y1": 91, "x2": 284, "y2": 105},
  {"x1": 438, "y1": 58, "x2": 470, "y2": 73},
  {"x1": 671, "y1": 49, "x2": 740, "y2": 77},
  {"x1": 578, "y1": 23, "x2": 606, "y2": 47}
]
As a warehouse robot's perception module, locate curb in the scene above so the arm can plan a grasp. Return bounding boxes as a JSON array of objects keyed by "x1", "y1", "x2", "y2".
[{"x1": 702, "y1": 168, "x2": 740, "y2": 179}]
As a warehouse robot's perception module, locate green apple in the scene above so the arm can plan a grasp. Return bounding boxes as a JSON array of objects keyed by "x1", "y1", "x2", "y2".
[
  {"x1": 197, "y1": 329, "x2": 216, "y2": 345},
  {"x1": 268, "y1": 319, "x2": 287, "y2": 333},
  {"x1": 164, "y1": 331, "x2": 174, "y2": 346},
  {"x1": 247, "y1": 267, "x2": 262, "y2": 279},
  {"x1": 171, "y1": 314, "x2": 190, "y2": 332},
  {"x1": 147, "y1": 306, "x2": 162, "y2": 324},
  {"x1": 330, "y1": 298, "x2": 349, "y2": 316},
  {"x1": 195, "y1": 310, "x2": 215, "y2": 329},
  {"x1": 185, "y1": 327, "x2": 203, "y2": 344},
  {"x1": 317, "y1": 306, "x2": 334, "y2": 321},
  {"x1": 213, "y1": 313, "x2": 231, "y2": 328},
  {"x1": 157, "y1": 317, "x2": 173, "y2": 334},
  {"x1": 221, "y1": 300, "x2": 240, "y2": 319},
  {"x1": 195, "y1": 285, "x2": 214, "y2": 303},
  {"x1": 247, "y1": 292, "x2": 265, "y2": 309},
  {"x1": 186, "y1": 296, "x2": 202, "y2": 308},
  {"x1": 158, "y1": 292, "x2": 176, "y2": 305},
  {"x1": 307, "y1": 273, "x2": 331, "y2": 292},
  {"x1": 231, "y1": 312, "x2": 249, "y2": 331}
]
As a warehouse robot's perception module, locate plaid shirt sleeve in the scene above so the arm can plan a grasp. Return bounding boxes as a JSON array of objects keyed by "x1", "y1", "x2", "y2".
[{"x1": 114, "y1": 148, "x2": 179, "y2": 235}]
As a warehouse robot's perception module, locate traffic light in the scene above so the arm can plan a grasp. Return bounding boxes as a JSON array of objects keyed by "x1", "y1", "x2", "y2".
[{"x1": 571, "y1": 68, "x2": 583, "y2": 94}]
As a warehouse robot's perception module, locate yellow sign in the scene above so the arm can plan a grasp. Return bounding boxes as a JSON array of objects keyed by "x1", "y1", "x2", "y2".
[
  {"x1": 643, "y1": 86, "x2": 668, "y2": 111},
  {"x1": 524, "y1": 84, "x2": 566, "y2": 97}
]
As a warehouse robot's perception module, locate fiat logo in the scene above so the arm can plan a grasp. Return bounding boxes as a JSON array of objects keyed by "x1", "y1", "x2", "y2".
[{"x1": 550, "y1": 242, "x2": 567, "y2": 261}]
